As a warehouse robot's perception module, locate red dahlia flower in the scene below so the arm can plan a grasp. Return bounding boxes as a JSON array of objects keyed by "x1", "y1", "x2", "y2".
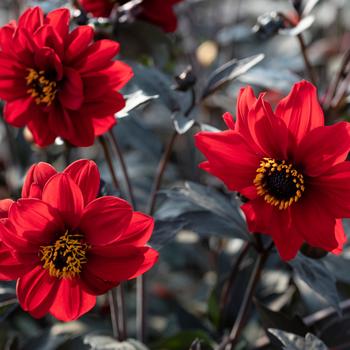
[
  {"x1": 0, "y1": 7, "x2": 133, "y2": 147},
  {"x1": 79, "y1": 0, "x2": 182, "y2": 32},
  {"x1": 195, "y1": 81, "x2": 350, "y2": 260},
  {"x1": 0, "y1": 199, "x2": 28, "y2": 280},
  {"x1": 0, "y1": 160, "x2": 158, "y2": 320}
]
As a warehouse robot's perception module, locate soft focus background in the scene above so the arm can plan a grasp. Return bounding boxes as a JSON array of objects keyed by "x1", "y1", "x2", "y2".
[{"x1": 0, "y1": 0, "x2": 350, "y2": 349}]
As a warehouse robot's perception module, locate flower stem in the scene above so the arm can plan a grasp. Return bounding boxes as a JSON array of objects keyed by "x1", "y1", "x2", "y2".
[
  {"x1": 117, "y1": 284, "x2": 127, "y2": 340},
  {"x1": 219, "y1": 242, "x2": 251, "y2": 316},
  {"x1": 108, "y1": 130, "x2": 136, "y2": 209},
  {"x1": 296, "y1": 33, "x2": 317, "y2": 86},
  {"x1": 147, "y1": 130, "x2": 178, "y2": 215},
  {"x1": 99, "y1": 135, "x2": 127, "y2": 340},
  {"x1": 99, "y1": 136, "x2": 120, "y2": 190},
  {"x1": 108, "y1": 290, "x2": 122, "y2": 340},
  {"x1": 217, "y1": 247, "x2": 270, "y2": 350},
  {"x1": 136, "y1": 272, "x2": 146, "y2": 342},
  {"x1": 279, "y1": 13, "x2": 317, "y2": 85},
  {"x1": 323, "y1": 48, "x2": 350, "y2": 111},
  {"x1": 136, "y1": 130, "x2": 179, "y2": 343}
]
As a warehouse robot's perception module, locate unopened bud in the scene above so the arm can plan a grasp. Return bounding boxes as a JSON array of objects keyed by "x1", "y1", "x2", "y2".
[
  {"x1": 174, "y1": 66, "x2": 196, "y2": 91},
  {"x1": 253, "y1": 12, "x2": 285, "y2": 39}
]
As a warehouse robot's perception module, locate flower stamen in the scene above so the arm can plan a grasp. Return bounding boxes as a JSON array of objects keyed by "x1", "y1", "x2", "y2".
[
  {"x1": 40, "y1": 231, "x2": 90, "y2": 279},
  {"x1": 26, "y1": 69, "x2": 57, "y2": 106},
  {"x1": 254, "y1": 157, "x2": 305, "y2": 210}
]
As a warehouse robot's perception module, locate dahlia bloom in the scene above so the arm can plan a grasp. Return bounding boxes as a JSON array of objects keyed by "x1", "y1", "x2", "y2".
[
  {"x1": 195, "y1": 81, "x2": 350, "y2": 260},
  {"x1": 79, "y1": 0, "x2": 182, "y2": 32},
  {"x1": 0, "y1": 7, "x2": 133, "y2": 147},
  {"x1": 0, "y1": 160, "x2": 158, "y2": 320}
]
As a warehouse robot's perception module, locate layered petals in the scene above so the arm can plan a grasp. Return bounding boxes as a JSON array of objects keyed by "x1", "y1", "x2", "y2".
[
  {"x1": 0, "y1": 159, "x2": 158, "y2": 321},
  {"x1": 195, "y1": 81, "x2": 350, "y2": 260},
  {"x1": 295, "y1": 122, "x2": 350, "y2": 177},
  {"x1": 195, "y1": 130, "x2": 260, "y2": 192},
  {"x1": 0, "y1": 6, "x2": 132, "y2": 147},
  {"x1": 42, "y1": 174, "x2": 84, "y2": 229},
  {"x1": 79, "y1": 0, "x2": 182, "y2": 32},
  {"x1": 63, "y1": 159, "x2": 100, "y2": 205},
  {"x1": 79, "y1": 196, "x2": 133, "y2": 246},
  {"x1": 22, "y1": 162, "x2": 57, "y2": 198},
  {"x1": 275, "y1": 80, "x2": 324, "y2": 143},
  {"x1": 49, "y1": 279, "x2": 96, "y2": 321},
  {"x1": 17, "y1": 266, "x2": 59, "y2": 318}
]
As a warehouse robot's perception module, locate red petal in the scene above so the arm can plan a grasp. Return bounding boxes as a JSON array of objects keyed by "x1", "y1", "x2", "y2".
[
  {"x1": 0, "y1": 77, "x2": 28, "y2": 101},
  {"x1": 42, "y1": 174, "x2": 84, "y2": 229},
  {"x1": 79, "y1": 196, "x2": 133, "y2": 246},
  {"x1": 0, "y1": 25, "x2": 16, "y2": 53},
  {"x1": 99, "y1": 60, "x2": 133, "y2": 90},
  {"x1": 295, "y1": 122, "x2": 350, "y2": 177},
  {"x1": 18, "y1": 7, "x2": 44, "y2": 33},
  {"x1": 4, "y1": 98, "x2": 35, "y2": 127},
  {"x1": 81, "y1": 90, "x2": 125, "y2": 118},
  {"x1": 332, "y1": 220, "x2": 347, "y2": 255},
  {"x1": 17, "y1": 266, "x2": 59, "y2": 318},
  {"x1": 235, "y1": 85, "x2": 257, "y2": 135},
  {"x1": 58, "y1": 68, "x2": 83, "y2": 110},
  {"x1": 22, "y1": 162, "x2": 57, "y2": 198},
  {"x1": 222, "y1": 112, "x2": 235, "y2": 130},
  {"x1": 87, "y1": 246, "x2": 158, "y2": 282},
  {"x1": 33, "y1": 25, "x2": 64, "y2": 59},
  {"x1": 77, "y1": 40, "x2": 120, "y2": 73},
  {"x1": 65, "y1": 26, "x2": 94, "y2": 64},
  {"x1": 242, "y1": 198, "x2": 303, "y2": 260},
  {"x1": 34, "y1": 46, "x2": 63, "y2": 81},
  {"x1": 80, "y1": 269, "x2": 117, "y2": 295},
  {"x1": 9, "y1": 198, "x2": 64, "y2": 245},
  {"x1": 27, "y1": 110, "x2": 57, "y2": 147},
  {"x1": 49, "y1": 279, "x2": 96, "y2": 321},
  {"x1": 45, "y1": 8, "x2": 70, "y2": 39},
  {"x1": 79, "y1": 0, "x2": 114, "y2": 17},
  {"x1": 117, "y1": 212, "x2": 154, "y2": 246},
  {"x1": 309, "y1": 162, "x2": 350, "y2": 218},
  {"x1": 275, "y1": 80, "x2": 324, "y2": 143},
  {"x1": 91, "y1": 115, "x2": 116, "y2": 136},
  {"x1": 0, "y1": 199, "x2": 13, "y2": 218},
  {"x1": 247, "y1": 96, "x2": 289, "y2": 159},
  {"x1": 0, "y1": 218, "x2": 40, "y2": 257},
  {"x1": 63, "y1": 159, "x2": 100, "y2": 205},
  {"x1": 292, "y1": 194, "x2": 341, "y2": 253},
  {"x1": 140, "y1": 0, "x2": 179, "y2": 32},
  {"x1": 48, "y1": 106, "x2": 95, "y2": 147},
  {"x1": 0, "y1": 240, "x2": 30, "y2": 280},
  {"x1": 195, "y1": 130, "x2": 259, "y2": 192}
]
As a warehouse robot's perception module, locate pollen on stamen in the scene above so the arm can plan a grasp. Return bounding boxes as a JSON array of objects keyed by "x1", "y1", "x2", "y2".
[
  {"x1": 254, "y1": 157, "x2": 305, "y2": 210},
  {"x1": 25, "y1": 68, "x2": 57, "y2": 106},
  {"x1": 40, "y1": 231, "x2": 90, "y2": 279}
]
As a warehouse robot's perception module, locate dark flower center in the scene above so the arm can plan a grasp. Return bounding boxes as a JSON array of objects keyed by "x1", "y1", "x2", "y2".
[
  {"x1": 40, "y1": 231, "x2": 90, "y2": 279},
  {"x1": 26, "y1": 69, "x2": 57, "y2": 106},
  {"x1": 254, "y1": 157, "x2": 305, "y2": 210}
]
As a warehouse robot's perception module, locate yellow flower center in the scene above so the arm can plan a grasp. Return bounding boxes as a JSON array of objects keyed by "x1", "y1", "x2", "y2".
[
  {"x1": 40, "y1": 231, "x2": 90, "y2": 279},
  {"x1": 254, "y1": 157, "x2": 305, "y2": 210},
  {"x1": 26, "y1": 68, "x2": 57, "y2": 106}
]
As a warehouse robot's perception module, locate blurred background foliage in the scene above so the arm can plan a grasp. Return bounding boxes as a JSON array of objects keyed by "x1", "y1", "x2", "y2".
[{"x1": 0, "y1": 0, "x2": 349, "y2": 349}]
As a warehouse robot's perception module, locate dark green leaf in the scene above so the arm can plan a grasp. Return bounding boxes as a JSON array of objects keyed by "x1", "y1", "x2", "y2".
[
  {"x1": 255, "y1": 300, "x2": 307, "y2": 336},
  {"x1": 117, "y1": 90, "x2": 158, "y2": 118},
  {"x1": 289, "y1": 255, "x2": 340, "y2": 314},
  {"x1": 151, "y1": 330, "x2": 215, "y2": 350},
  {"x1": 268, "y1": 329, "x2": 328, "y2": 350},
  {"x1": 201, "y1": 54, "x2": 264, "y2": 98}
]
